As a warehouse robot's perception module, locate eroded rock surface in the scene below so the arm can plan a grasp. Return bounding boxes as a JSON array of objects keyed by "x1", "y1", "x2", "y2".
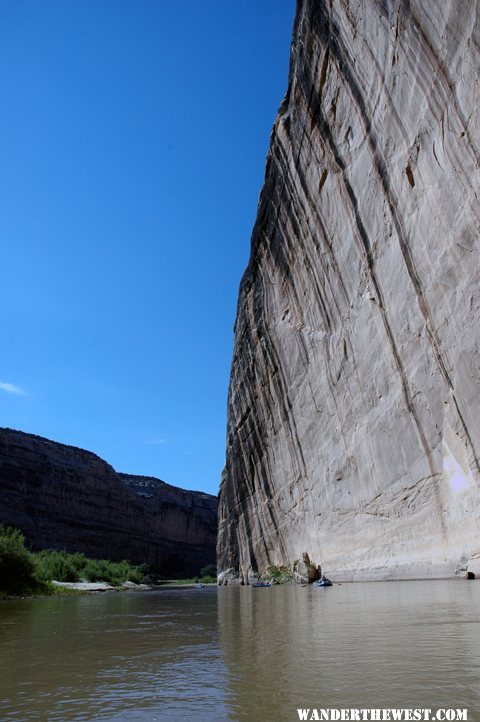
[
  {"x1": 218, "y1": 0, "x2": 480, "y2": 582},
  {"x1": 0, "y1": 428, "x2": 217, "y2": 577}
]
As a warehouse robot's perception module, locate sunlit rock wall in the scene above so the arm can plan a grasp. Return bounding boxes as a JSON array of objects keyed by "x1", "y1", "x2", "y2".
[{"x1": 218, "y1": 0, "x2": 480, "y2": 581}]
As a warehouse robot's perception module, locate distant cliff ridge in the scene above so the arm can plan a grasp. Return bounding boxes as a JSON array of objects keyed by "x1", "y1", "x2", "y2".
[
  {"x1": 0, "y1": 428, "x2": 217, "y2": 577},
  {"x1": 218, "y1": 0, "x2": 480, "y2": 582}
]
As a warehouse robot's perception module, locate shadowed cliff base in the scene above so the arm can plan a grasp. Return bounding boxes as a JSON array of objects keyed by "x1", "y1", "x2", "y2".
[
  {"x1": 218, "y1": 0, "x2": 480, "y2": 582},
  {"x1": 0, "y1": 428, "x2": 217, "y2": 578}
]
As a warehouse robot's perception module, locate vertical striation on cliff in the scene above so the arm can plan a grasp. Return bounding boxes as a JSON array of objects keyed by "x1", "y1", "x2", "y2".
[{"x1": 218, "y1": 0, "x2": 480, "y2": 582}]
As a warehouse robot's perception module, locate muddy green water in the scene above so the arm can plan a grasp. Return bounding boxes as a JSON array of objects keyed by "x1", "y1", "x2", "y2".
[{"x1": 0, "y1": 581, "x2": 479, "y2": 721}]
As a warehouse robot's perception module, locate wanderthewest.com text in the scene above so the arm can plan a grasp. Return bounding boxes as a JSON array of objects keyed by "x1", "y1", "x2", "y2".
[{"x1": 297, "y1": 710, "x2": 468, "y2": 721}]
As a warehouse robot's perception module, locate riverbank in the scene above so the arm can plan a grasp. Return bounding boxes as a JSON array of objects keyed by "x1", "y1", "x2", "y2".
[
  {"x1": 0, "y1": 524, "x2": 153, "y2": 598},
  {"x1": 50, "y1": 580, "x2": 153, "y2": 592},
  {"x1": 0, "y1": 524, "x2": 218, "y2": 600}
]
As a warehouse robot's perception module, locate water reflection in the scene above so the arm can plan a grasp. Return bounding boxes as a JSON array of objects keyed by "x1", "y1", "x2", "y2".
[
  {"x1": 0, "y1": 589, "x2": 230, "y2": 721},
  {"x1": 0, "y1": 582, "x2": 479, "y2": 721},
  {"x1": 217, "y1": 581, "x2": 480, "y2": 720}
]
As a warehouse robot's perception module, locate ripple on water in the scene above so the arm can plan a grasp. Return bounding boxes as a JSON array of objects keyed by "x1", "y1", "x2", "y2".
[{"x1": 0, "y1": 583, "x2": 479, "y2": 721}]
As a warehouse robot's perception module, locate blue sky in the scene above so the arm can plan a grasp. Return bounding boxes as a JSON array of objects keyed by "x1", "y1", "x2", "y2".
[{"x1": 0, "y1": 1, "x2": 295, "y2": 495}]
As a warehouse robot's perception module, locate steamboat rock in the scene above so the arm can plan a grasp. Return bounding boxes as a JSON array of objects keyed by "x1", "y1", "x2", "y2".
[
  {"x1": 218, "y1": 0, "x2": 480, "y2": 582},
  {"x1": 0, "y1": 428, "x2": 217, "y2": 577}
]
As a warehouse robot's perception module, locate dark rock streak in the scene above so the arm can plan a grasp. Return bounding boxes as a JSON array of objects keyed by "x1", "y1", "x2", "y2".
[{"x1": 218, "y1": 0, "x2": 480, "y2": 582}]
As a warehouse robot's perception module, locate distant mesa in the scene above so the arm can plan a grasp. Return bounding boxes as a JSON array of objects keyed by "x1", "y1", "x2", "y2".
[{"x1": 0, "y1": 427, "x2": 217, "y2": 578}]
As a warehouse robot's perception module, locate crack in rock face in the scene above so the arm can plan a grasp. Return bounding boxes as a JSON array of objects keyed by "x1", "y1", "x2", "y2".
[{"x1": 217, "y1": 0, "x2": 480, "y2": 583}]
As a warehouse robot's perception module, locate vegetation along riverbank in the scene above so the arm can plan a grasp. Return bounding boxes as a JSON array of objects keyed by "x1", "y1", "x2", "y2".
[
  {"x1": 0, "y1": 524, "x2": 151, "y2": 598},
  {"x1": 0, "y1": 525, "x2": 218, "y2": 599}
]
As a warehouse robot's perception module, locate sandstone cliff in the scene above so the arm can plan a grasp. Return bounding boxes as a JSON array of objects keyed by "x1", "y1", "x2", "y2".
[
  {"x1": 0, "y1": 428, "x2": 217, "y2": 577},
  {"x1": 218, "y1": 0, "x2": 480, "y2": 582}
]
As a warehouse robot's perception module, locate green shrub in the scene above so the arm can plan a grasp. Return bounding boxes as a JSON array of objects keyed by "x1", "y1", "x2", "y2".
[
  {"x1": 193, "y1": 564, "x2": 217, "y2": 583},
  {"x1": 199, "y1": 564, "x2": 217, "y2": 578},
  {"x1": 75, "y1": 556, "x2": 151, "y2": 586},
  {"x1": 35, "y1": 550, "x2": 84, "y2": 583},
  {"x1": 127, "y1": 564, "x2": 152, "y2": 584},
  {"x1": 33, "y1": 549, "x2": 151, "y2": 586},
  {"x1": 265, "y1": 565, "x2": 293, "y2": 584},
  {"x1": 0, "y1": 525, "x2": 38, "y2": 594},
  {"x1": 0, "y1": 525, "x2": 152, "y2": 594}
]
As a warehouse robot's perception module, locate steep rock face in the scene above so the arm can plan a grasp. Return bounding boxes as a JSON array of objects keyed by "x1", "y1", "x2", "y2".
[
  {"x1": 218, "y1": 0, "x2": 480, "y2": 581},
  {"x1": 0, "y1": 428, "x2": 217, "y2": 576}
]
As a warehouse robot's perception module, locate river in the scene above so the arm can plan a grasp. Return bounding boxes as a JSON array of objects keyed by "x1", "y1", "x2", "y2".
[{"x1": 0, "y1": 581, "x2": 479, "y2": 721}]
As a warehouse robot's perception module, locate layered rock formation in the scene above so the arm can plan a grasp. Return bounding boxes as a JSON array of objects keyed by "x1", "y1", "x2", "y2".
[
  {"x1": 218, "y1": 0, "x2": 480, "y2": 581},
  {"x1": 0, "y1": 428, "x2": 217, "y2": 576}
]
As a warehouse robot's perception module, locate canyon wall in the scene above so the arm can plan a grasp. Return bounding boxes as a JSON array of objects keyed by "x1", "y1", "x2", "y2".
[
  {"x1": 218, "y1": 0, "x2": 480, "y2": 581},
  {"x1": 0, "y1": 428, "x2": 217, "y2": 577}
]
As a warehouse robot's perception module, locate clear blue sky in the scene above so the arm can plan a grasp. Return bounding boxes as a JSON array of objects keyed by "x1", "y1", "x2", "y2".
[{"x1": 0, "y1": 1, "x2": 295, "y2": 495}]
